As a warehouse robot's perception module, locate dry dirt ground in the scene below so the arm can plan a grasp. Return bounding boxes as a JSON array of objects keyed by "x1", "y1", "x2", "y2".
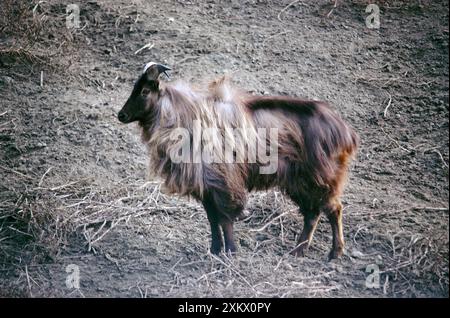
[{"x1": 0, "y1": 0, "x2": 448, "y2": 298}]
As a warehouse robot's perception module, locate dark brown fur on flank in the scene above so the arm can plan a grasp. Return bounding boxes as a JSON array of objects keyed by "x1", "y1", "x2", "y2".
[{"x1": 118, "y1": 65, "x2": 358, "y2": 260}]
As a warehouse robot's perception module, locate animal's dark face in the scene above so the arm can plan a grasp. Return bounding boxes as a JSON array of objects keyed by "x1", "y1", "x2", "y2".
[
  {"x1": 118, "y1": 75, "x2": 158, "y2": 123},
  {"x1": 118, "y1": 62, "x2": 170, "y2": 124}
]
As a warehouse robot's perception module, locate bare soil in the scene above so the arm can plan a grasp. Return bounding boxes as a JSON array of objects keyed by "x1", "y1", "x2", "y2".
[{"x1": 0, "y1": 0, "x2": 448, "y2": 298}]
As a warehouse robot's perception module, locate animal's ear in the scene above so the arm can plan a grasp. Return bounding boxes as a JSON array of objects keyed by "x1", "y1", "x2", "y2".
[{"x1": 143, "y1": 62, "x2": 171, "y2": 82}]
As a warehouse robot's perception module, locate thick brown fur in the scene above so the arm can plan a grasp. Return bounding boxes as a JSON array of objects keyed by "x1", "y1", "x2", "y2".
[{"x1": 119, "y1": 71, "x2": 358, "y2": 259}]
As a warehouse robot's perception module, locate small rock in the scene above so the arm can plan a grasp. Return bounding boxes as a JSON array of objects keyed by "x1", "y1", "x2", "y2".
[
  {"x1": 284, "y1": 263, "x2": 293, "y2": 270},
  {"x1": 0, "y1": 76, "x2": 14, "y2": 85},
  {"x1": 329, "y1": 263, "x2": 344, "y2": 273},
  {"x1": 371, "y1": 198, "x2": 379, "y2": 208},
  {"x1": 375, "y1": 255, "x2": 383, "y2": 265},
  {"x1": 149, "y1": 288, "x2": 159, "y2": 295},
  {"x1": 351, "y1": 249, "x2": 365, "y2": 259}
]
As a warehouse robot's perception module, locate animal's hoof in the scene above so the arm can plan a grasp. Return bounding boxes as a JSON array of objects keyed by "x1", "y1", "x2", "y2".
[
  {"x1": 290, "y1": 247, "x2": 307, "y2": 257},
  {"x1": 328, "y1": 248, "x2": 344, "y2": 261},
  {"x1": 224, "y1": 250, "x2": 237, "y2": 257},
  {"x1": 224, "y1": 245, "x2": 237, "y2": 254},
  {"x1": 210, "y1": 245, "x2": 222, "y2": 255}
]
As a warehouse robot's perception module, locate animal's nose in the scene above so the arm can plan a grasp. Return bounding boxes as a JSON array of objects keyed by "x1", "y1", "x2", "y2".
[{"x1": 118, "y1": 111, "x2": 128, "y2": 123}]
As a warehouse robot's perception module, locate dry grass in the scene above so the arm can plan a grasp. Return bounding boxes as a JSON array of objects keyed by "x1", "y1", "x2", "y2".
[
  {"x1": 0, "y1": 172, "x2": 340, "y2": 297},
  {"x1": 0, "y1": 0, "x2": 82, "y2": 76},
  {"x1": 0, "y1": 0, "x2": 45, "y2": 41},
  {"x1": 1, "y1": 160, "x2": 447, "y2": 297}
]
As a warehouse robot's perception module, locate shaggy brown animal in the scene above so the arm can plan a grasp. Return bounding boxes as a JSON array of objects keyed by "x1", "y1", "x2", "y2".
[{"x1": 118, "y1": 63, "x2": 358, "y2": 260}]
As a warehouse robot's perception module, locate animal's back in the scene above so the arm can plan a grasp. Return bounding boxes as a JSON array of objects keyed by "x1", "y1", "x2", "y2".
[{"x1": 244, "y1": 96, "x2": 358, "y2": 198}]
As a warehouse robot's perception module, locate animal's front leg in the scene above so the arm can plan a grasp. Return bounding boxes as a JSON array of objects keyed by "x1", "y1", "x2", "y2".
[
  {"x1": 221, "y1": 221, "x2": 237, "y2": 254},
  {"x1": 209, "y1": 219, "x2": 223, "y2": 255},
  {"x1": 202, "y1": 186, "x2": 246, "y2": 255},
  {"x1": 202, "y1": 193, "x2": 223, "y2": 254}
]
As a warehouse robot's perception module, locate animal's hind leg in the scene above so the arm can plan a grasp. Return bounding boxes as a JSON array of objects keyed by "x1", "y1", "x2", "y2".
[
  {"x1": 324, "y1": 198, "x2": 345, "y2": 260},
  {"x1": 288, "y1": 193, "x2": 321, "y2": 257},
  {"x1": 291, "y1": 208, "x2": 321, "y2": 257}
]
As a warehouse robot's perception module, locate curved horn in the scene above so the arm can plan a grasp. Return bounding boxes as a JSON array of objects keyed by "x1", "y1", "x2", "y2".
[{"x1": 143, "y1": 62, "x2": 171, "y2": 80}]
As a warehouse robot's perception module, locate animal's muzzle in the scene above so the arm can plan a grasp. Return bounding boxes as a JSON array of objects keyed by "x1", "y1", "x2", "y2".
[{"x1": 118, "y1": 111, "x2": 130, "y2": 123}]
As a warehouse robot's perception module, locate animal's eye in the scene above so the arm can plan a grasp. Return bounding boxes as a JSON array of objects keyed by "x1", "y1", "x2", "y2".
[{"x1": 141, "y1": 88, "x2": 151, "y2": 96}]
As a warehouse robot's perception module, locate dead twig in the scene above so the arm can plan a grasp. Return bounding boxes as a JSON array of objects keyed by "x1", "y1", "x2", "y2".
[
  {"x1": 134, "y1": 42, "x2": 154, "y2": 55},
  {"x1": 211, "y1": 254, "x2": 257, "y2": 292},
  {"x1": 278, "y1": 0, "x2": 301, "y2": 22},
  {"x1": 250, "y1": 211, "x2": 290, "y2": 232},
  {"x1": 174, "y1": 55, "x2": 199, "y2": 66},
  {"x1": 326, "y1": 0, "x2": 338, "y2": 18},
  {"x1": 262, "y1": 30, "x2": 293, "y2": 46},
  {"x1": 383, "y1": 93, "x2": 393, "y2": 118},
  {"x1": 25, "y1": 265, "x2": 33, "y2": 297},
  {"x1": 411, "y1": 206, "x2": 448, "y2": 212},
  {"x1": 38, "y1": 167, "x2": 52, "y2": 187},
  {"x1": 34, "y1": 178, "x2": 89, "y2": 191},
  {"x1": 424, "y1": 149, "x2": 449, "y2": 168},
  {"x1": 0, "y1": 166, "x2": 34, "y2": 180},
  {"x1": 56, "y1": 114, "x2": 78, "y2": 132}
]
